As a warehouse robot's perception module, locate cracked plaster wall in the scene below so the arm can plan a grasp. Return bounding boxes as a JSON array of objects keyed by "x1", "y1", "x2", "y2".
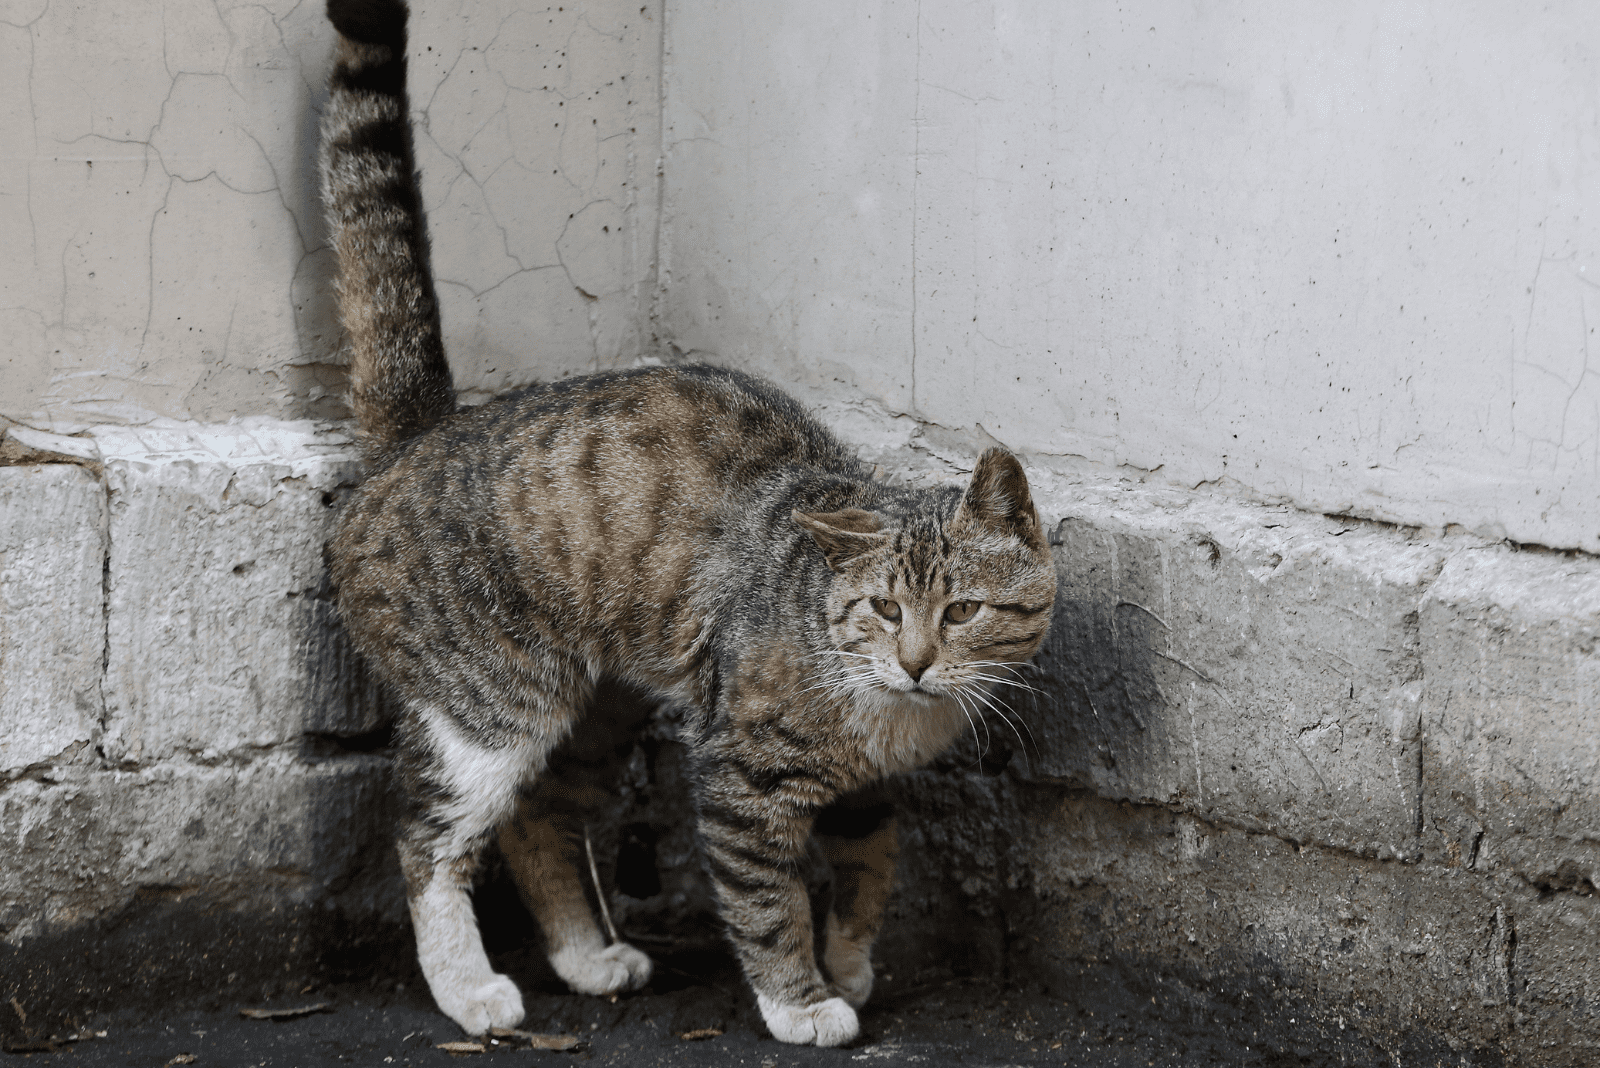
[
  {"x1": 1, "y1": 0, "x2": 662, "y2": 429},
  {"x1": 660, "y1": 0, "x2": 1600, "y2": 553}
]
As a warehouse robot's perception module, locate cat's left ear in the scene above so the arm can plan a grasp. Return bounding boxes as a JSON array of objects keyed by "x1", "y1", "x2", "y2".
[
  {"x1": 951, "y1": 447, "x2": 1045, "y2": 549},
  {"x1": 793, "y1": 508, "x2": 888, "y2": 571}
]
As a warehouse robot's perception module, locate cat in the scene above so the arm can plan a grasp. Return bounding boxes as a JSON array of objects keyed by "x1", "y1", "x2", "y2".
[{"x1": 318, "y1": 0, "x2": 1057, "y2": 1048}]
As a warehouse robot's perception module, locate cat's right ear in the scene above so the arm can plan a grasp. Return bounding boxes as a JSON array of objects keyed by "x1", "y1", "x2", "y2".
[{"x1": 792, "y1": 508, "x2": 887, "y2": 571}]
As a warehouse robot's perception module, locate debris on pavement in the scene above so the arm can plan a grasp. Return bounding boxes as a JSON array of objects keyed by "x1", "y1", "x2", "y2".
[
  {"x1": 677, "y1": 1028, "x2": 723, "y2": 1041},
  {"x1": 239, "y1": 1003, "x2": 333, "y2": 1021},
  {"x1": 489, "y1": 1027, "x2": 585, "y2": 1050},
  {"x1": 436, "y1": 1041, "x2": 486, "y2": 1055}
]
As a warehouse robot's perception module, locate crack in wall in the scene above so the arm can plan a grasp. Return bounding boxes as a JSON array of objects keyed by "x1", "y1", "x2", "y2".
[{"x1": 7, "y1": 0, "x2": 661, "y2": 426}]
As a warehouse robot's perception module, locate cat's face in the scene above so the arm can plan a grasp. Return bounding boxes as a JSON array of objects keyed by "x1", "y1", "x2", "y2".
[{"x1": 796, "y1": 449, "x2": 1057, "y2": 711}]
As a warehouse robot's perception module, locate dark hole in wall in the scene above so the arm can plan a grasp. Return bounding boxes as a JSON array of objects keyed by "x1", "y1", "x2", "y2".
[{"x1": 615, "y1": 822, "x2": 661, "y2": 899}]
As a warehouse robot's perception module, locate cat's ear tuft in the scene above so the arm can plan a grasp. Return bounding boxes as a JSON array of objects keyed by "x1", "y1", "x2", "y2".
[
  {"x1": 952, "y1": 448, "x2": 1044, "y2": 548},
  {"x1": 793, "y1": 508, "x2": 888, "y2": 571}
]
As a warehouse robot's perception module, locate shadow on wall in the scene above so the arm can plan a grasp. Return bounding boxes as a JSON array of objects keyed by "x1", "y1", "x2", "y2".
[
  {"x1": 1029, "y1": 520, "x2": 1168, "y2": 795},
  {"x1": 0, "y1": 753, "x2": 406, "y2": 1046}
]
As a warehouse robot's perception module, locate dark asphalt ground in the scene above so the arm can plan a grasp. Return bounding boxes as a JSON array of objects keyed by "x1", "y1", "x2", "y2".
[{"x1": 3, "y1": 938, "x2": 1432, "y2": 1068}]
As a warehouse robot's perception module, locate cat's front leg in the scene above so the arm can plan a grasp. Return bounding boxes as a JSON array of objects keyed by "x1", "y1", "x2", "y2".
[
  {"x1": 815, "y1": 791, "x2": 899, "y2": 1009},
  {"x1": 696, "y1": 777, "x2": 858, "y2": 1047}
]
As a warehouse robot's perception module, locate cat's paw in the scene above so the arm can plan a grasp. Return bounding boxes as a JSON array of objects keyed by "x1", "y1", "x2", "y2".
[
  {"x1": 756, "y1": 994, "x2": 859, "y2": 1047},
  {"x1": 828, "y1": 961, "x2": 874, "y2": 1009},
  {"x1": 434, "y1": 972, "x2": 525, "y2": 1036},
  {"x1": 823, "y1": 929, "x2": 874, "y2": 1008},
  {"x1": 551, "y1": 941, "x2": 654, "y2": 996}
]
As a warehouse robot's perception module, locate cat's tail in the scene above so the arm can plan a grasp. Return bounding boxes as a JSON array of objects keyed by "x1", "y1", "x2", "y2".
[{"x1": 320, "y1": 0, "x2": 455, "y2": 463}]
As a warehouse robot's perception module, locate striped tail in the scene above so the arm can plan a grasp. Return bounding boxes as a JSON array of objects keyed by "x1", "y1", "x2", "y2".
[{"x1": 320, "y1": 0, "x2": 455, "y2": 463}]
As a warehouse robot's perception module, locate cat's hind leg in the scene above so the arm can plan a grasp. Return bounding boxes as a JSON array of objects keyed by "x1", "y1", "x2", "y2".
[
  {"x1": 397, "y1": 703, "x2": 557, "y2": 1036},
  {"x1": 815, "y1": 789, "x2": 899, "y2": 1010},
  {"x1": 498, "y1": 793, "x2": 653, "y2": 995},
  {"x1": 497, "y1": 697, "x2": 654, "y2": 997}
]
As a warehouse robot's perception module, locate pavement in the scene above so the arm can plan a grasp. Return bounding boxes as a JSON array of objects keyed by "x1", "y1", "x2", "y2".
[{"x1": 3, "y1": 938, "x2": 1449, "y2": 1068}]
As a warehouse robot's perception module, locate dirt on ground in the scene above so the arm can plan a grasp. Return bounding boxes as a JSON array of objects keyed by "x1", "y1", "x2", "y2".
[{"x1": 3, "y1": 935, "x2": 1444, "y2": 1068}]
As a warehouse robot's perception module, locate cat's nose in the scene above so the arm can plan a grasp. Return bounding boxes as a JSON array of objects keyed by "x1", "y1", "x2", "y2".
[{"x1": 899, "y1": 653, "x2": 934, "y2": 682}]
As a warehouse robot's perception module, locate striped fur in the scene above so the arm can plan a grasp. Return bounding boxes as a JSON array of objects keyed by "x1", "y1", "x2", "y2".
[
  {"x1": 319, "y1": 0, "x2": 1057, "y2": 1048},
  {"x1": 320, "y1": 0, "x2": 453, "y2": 463}
]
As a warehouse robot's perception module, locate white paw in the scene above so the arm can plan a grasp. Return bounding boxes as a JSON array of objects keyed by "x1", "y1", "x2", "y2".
[
  {"x1": 434, "y1": 972, "x2": 525, "y2": 1036},
  {"x1": 551, "y1": 941, "x2": 654, "y2": 996},
  {"x1": 757, "y1": 994, "x2": 859, "y2": 1047}
]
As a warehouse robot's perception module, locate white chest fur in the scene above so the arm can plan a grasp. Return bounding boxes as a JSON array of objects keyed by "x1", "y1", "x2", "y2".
[{"x1": 843, "y1": 688, "x2": 970, "y2": 776}]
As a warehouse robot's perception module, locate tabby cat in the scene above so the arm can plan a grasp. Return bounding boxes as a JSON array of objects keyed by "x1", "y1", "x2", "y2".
[{"x1": 319, "y1": 0, "x2": 1057, "y2": 1047}]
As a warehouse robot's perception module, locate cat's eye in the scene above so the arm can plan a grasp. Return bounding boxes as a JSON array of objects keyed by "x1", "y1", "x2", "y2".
[
  {"x1": 870, "y1": 597, "x2": 902, "y2": 622},
  {"x1": 943, "y1": 600, "x2": 980, "y2": 624}
]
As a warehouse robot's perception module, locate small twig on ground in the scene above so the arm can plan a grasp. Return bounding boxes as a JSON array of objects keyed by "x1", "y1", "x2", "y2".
[
  {"x1": 583, "y1": 824, "x2": 620, "y2": 944},
  {"x1": 490, "y1": 1028, "x2": 584, "y2": 1050},
  {"x1": 239, "y1": 1003, "x2": 333, "y2": 1021},
  {"x1": 679, "y1": 1028, "x2": 724, "y2": 1041}
]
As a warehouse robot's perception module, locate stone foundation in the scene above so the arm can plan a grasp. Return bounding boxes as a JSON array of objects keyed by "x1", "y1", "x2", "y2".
[{"x1": 3, "y1": 408, "x2": 1595, "y2": 1063}]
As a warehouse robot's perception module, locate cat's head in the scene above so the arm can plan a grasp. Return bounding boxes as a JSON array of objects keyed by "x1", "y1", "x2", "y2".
[{"x1": 793, "y1": 448, "x2": 1057, "y2": 707}]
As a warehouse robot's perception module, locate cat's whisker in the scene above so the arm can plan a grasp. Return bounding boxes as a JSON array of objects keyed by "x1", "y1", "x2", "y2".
[
  {"x1": 797, "y1": 675, "x2": 857, "y2": 699},
  {"x1": 797, "y1": 659, "x2": 871, "y2": 700},
  {"x1": 945, "y1": 690, "x2": 978, "y2": 761},
  {"x1": 976, "y1": 685, "x2": 1038, "y2": 746},
  {"x1": 963, "y1": 684, "x2": 1037, "y2": 759},
  {"x1": 975, "y1": 673, "x2": 1046, "y2": 697},
  {"x1": 953, "y1": 687, "x2": 992, "y2": 758},
  {"x1": 966, "y1": 660, "x2": 1044, "y2": 680}
]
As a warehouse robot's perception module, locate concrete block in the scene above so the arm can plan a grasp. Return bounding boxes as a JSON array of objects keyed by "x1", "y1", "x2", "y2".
[
  {"x1": 1421, "y1": 545, "x2": 1600, "y2": 893},
  {"x1": 0, "y1": 753, "x2": 394, "y2": 942},
  {"x1": 96, "y1": 422, "x2": 376, "y2": 762},
  {"x1": 1026, "y1": 498, "x2": 1443, "y2": 861},
  {"x1": 822, "y1": 404, "x2": 1454, "y2": 858},
  {"x1": 0, "y1": 464, "x2": 106, "y2": 775},
  {"x1": 1011, "y1": 790, "x2": 1598, "y2": 1065}
]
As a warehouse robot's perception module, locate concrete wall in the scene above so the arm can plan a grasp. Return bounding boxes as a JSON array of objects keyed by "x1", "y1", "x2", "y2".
[
  {"x1": 659, "y1": 0, "x2": 1600, "y2": 554},
  {"x1": 828, "y1": 408, "x2": 1600, "y2": 1063},
  {"x1": 1, "y1": 0, "x2": 661, "y2": 429},
  {"x1": 0, "y1": 427, "x2": 401, "y2": 1017},
  {"x1": 1, "y1": 0, "x2": 664, "y2": 1038},
  {"x1": 5, "y1": 1, "x2": 1600, "y2": 1063}
]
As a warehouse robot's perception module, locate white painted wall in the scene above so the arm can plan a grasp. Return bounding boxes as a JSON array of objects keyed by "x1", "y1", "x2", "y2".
[
  {"x1": 1, "y1": 0, "x2": 660, "y2": 428},
  {"x1": 660, "y1": 1, "x2": 1600, "y2": 552},
  {"x1": 9, "y1": 1, "x2": 1599, "y2": 553}
]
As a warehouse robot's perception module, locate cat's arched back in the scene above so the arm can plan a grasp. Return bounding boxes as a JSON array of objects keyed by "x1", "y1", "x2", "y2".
[{"x1": 319, "y1": 0, "x2": 1056, "y2": 1048}]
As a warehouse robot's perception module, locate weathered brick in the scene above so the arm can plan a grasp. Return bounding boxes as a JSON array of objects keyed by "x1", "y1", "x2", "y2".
[
  {"x1": 1421, "y1": 546, "x2": 1600, "y2": 893},
  {"x1": 0, "y1": 464, "x2": 106, "y2": 775},
  {"x1": 98, "y1": 427, "x2": 376, "y2": 762},
  {"x1": 1028, "y1": 500, "x2": 1442, "y2": 860},
  {"x1": 0, "y1": 754, "x2": 395, "y2": 941}
]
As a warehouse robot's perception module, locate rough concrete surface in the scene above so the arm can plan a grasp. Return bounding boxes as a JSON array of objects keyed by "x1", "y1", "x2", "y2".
[
  {"x1": 0, "y1": 946, "x2": 1462, "y2": 1067},
  {"x1": 3, "y1": 409, "x2": 1598, "y2": 1065},
  {"x1": 0, "y1": 464, "x2": 105, "y2": 775},
  {"x1": 2, "y1": 0, "x2": 662, "y2": 429},
  {"x1": 101, "y1": 448, "x2": 373, "y2": 763},
  {"x1": 1, "y1": 423, "x2": 399, "y2": 1042}
]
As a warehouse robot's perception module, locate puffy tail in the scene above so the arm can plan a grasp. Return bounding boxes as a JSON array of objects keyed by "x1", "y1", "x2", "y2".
[{"x1": 320, "y1": 0, "x2": 455, "y2": 463}]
